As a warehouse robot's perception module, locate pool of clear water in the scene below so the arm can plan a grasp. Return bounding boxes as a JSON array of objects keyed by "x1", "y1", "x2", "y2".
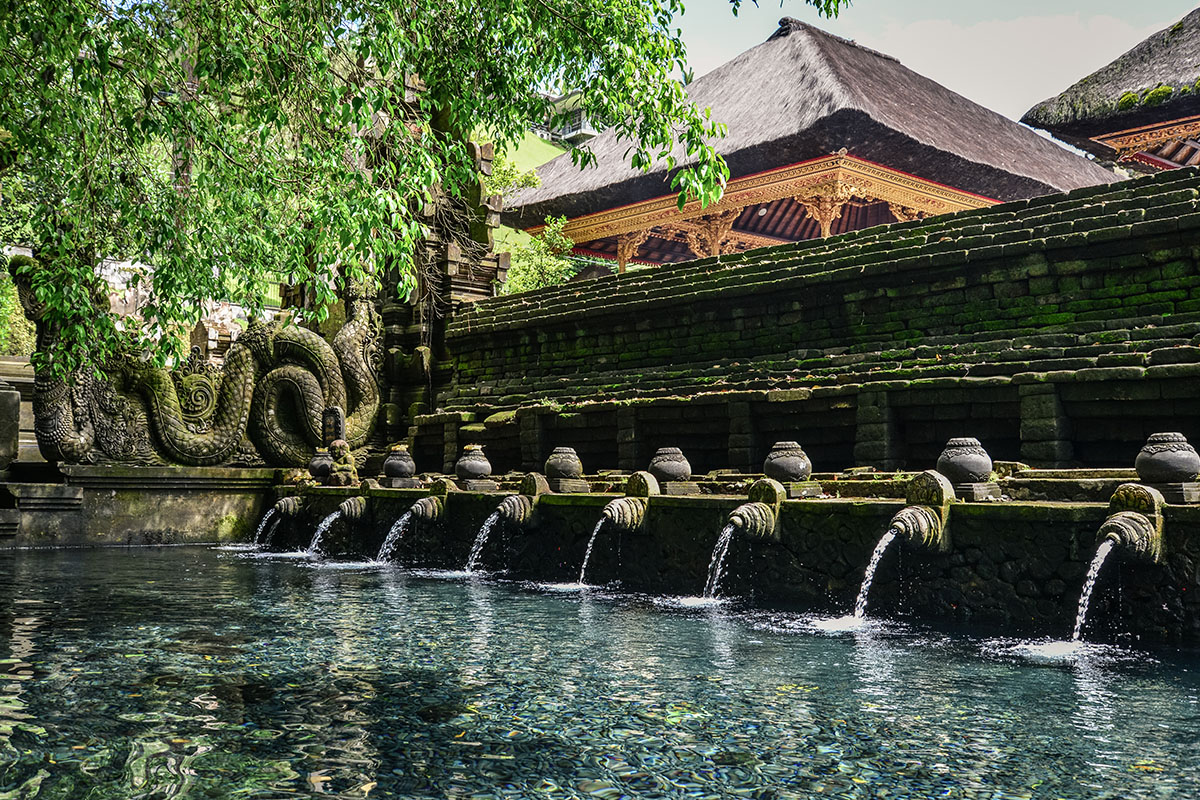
[{"x1": 1, "y1": 546, "x2": 1198, "y2": 799}]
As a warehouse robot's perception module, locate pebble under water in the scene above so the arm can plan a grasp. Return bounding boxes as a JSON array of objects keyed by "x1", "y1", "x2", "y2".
[{"x1": 1, "y1": 546, "x2": 1198, "y2": 799}]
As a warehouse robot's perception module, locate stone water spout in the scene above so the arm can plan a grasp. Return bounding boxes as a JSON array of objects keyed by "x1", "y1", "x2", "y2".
[
  {"x1": 1073, "y1": 483, "x2": 1165, "y2": 640},
  {"x1": 705, "y1": 480, "x2": 787, "y2": 598},
  {"x1": 852, "y1": 471, "x2": 954, "y2": 618},
  {"x1": 410, "y1": 495, "x2": 443, "y2": 523},
  {"x1": 338, "y1": 495, "x2": 367, "y2": 522},
  {"x1": 494, "y1": 472, "x2": 550, "y2": 528},
  {"x1": 889, "y1": 470, "x2": 954, "y2": 553},
  {"x1": 1099, "y1": 483, "x2": 1165, "y2": 564},
  {"x1": 602, "y1": 497, "x2": 647, "y2": 532},
  {"x1": 727, "y1": 479, "x2": 786, "y2": 542},
  {"x1": 274, "y1": 496, "x2": 303, "y2": 518},
  {"x1": 496, "y1": 494, "x2": 534, "y2": 526},
  {"x1": 600, "y1": 471, "x2": 659, "y2": 534}
]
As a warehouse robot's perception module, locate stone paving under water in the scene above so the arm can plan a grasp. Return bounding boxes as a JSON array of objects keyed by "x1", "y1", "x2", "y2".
[{"x1": 0, "y1": 545, "x2": 1196, "y2": 799}]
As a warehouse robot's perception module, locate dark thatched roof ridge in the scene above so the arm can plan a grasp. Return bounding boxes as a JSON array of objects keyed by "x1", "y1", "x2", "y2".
[
  {"x1": 1022, "y1": 7, "x2": 1200, "y2": 147},
  {"x1": 505, "y1": 17, "x2": 1115, "y2": 227}
]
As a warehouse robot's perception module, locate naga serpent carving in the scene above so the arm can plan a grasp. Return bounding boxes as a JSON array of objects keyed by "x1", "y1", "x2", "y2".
[{"x1": 13, "y1": 261, "x2": 382, "y2": 468}]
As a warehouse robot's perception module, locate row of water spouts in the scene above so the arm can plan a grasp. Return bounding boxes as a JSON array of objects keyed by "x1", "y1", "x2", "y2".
[{"x1": 260, "y1": 431, "x2": 1190, "y2": 640}]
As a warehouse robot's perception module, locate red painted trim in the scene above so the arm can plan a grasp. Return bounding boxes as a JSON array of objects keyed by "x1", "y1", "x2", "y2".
[
  {"x1": 570, "y1": 246, "x2": 675, "y2": 266},
  {"x1": 1122, "y1": 151, "x2": 1177, "y2": 171}
]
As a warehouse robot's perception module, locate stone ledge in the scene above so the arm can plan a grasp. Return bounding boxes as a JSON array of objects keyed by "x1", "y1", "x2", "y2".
[{"x1": 62, "y1": 465, "x2": 279, "y2": 491}]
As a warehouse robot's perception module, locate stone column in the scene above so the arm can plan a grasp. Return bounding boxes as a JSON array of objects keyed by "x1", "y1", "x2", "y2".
[
  {"x1": 727, "y1": 401, "x2": 755, "y2": 473},
  {"x1": 442, "y1": 419, "x2": 460, "y2": 474},
  {"x1": 616, "y1": 407, "x2": 638, "y2": 471},
  {"x1": 518, "y1": 407, "x2": 547, "y2": 471},
  {"x1": 0, "y1": 378, "x2": 18, "y2": 471},
  {"x1": 854, "y1": 391, "x2": 901, "y2": 470},
  {"x1": 1019, "y1": 383, "x2": 1074, "y2": 467}
]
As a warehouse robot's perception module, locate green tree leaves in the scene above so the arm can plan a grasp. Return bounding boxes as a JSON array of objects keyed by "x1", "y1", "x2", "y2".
[{"x1": 0, "y1": 0, "x2": 845, "y2": 373}]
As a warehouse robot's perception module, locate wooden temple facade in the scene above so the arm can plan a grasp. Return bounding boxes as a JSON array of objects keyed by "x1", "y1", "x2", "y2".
[
  {"x1": 1023, "y1": 8, "x2": 1200, "y2": 173},
  {"x1": 537, "y1": 151, "x2": 994, "y2": 270},
  {"x1": 507, "y1": 18, "x2": 1114, "y2": 272}
]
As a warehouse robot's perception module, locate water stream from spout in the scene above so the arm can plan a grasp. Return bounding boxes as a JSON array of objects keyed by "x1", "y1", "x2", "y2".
[
  {"x1": 253, "y1": 508, "x2": 278, "y2": 546},
  {"x1": 577, "y1": 519, "x2": 607, "y2": 585},
  {"x1": 1072, "y1": 538, "x2": 1117, "y2": 641},
  {"x1": 465, "y1": 512, "x2": 501, "y2": 572},
  {"x1": 703, "y1": 524, "x2": 737, "y2": 598},
  {"x1": 854, "y1": 528, "x2": 899, "y2": 618},
  {"x1": 308, "y1": 511, "x2": 342, "y2": 556},
  {"x1": 377, "y1": 511, "x2": 413, "y2": 563}
]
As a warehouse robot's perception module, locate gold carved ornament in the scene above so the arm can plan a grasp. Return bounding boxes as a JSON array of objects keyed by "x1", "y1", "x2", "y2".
[{"x1": 535, "y1": 152, "x2": 994, "y2": 247}]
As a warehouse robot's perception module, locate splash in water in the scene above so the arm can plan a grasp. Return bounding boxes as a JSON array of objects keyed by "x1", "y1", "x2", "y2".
[
  {"x1": 465, "y1": 512, "x2": 500, "y2": 572},
  {"x1": 377, "y1": 511, "x2": 413, "y2": 562},
  {"x1": 253, "y1": 508, "x2": 278, "y2": 547},
  {"x1": 1073, "y1": 538, "x2": 1116, "y2": 641},
  {"x1": 854, "y1": 528, "x2": 899, "y2": 618},
  {"x1": 703, "y1": 524, "x2": 737, "y2": 598},
  {"x1": 577, "y1": 519, "x2": 607, "y2": 585},
  {"x1": 307, "y1": 511, "x2": 342, "y2": 556}
]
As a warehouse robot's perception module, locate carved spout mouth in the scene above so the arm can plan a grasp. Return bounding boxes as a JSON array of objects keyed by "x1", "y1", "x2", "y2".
[
  {"x1": 411, "y1": 495, "x2": 443, "y2": 522},
  {"x1": 1099, "y1": 510, "x2": 1162, "y2": 563},
  {"x1": 339, "y1": 496, "x2": 368, "y2": 521},
  {"x1": 729, "y1": 502, "x2": 778, "y2": 541},
  {"x1": 274, "y1": 496, "x2": 302, "y2": 518},
  {"x1": 496, "y1": 494, "x2": 534, "y2": 526},
  {"x1": 889, "y1": 505, "x2": 947, "y2": 551},
  {"x1": 602, "y1": 497, "x2": 647, "y2": 532}
]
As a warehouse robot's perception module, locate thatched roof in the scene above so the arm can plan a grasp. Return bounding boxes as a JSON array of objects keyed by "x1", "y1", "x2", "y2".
[
  {"x1": 506, "y1": 18, "x2": 1115, "y2": 227},
  {"x1": 1022, "y1": 8, "x2": 1200, "y2": 151}
]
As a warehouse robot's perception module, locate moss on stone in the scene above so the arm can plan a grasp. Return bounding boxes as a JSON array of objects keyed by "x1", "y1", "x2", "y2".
[
  {"x1": 1143, "y1": 85, "x2": 1175, "y2": 107},
  {"x1": 1117, "y1": 91, "x2": 1139, "y2": 111}
]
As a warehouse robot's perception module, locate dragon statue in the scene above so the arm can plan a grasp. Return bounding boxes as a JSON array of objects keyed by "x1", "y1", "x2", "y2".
[{"x1": 9, "y1": 255, "x2": 382, "y2": 468}]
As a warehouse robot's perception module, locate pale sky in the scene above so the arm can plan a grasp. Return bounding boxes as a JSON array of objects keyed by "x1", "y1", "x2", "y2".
[{"x1": 676, "y1": 1, "x2": 1200, "y2": 121}]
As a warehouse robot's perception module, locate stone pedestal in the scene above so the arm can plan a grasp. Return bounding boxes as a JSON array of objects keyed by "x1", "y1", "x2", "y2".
[
  {"x1": 458, "y1": 478, "x2": 500, "y2": 492},
  {"x1": 786, "y1": 481, "x2": 823, "y2": 499},
  {"x1": 548, "y1": 478, "x2": 589, "y2": 493},
  {"x1": 661, "y1": 481, "x2": 700, "y2": 496},
  {"x1": 1148, "y1": 483, "x2": 1200, "y2": 504},
  {"x1": 955, "y1": 482, "x2": 1002, "y2": 501},
  {"x1": 385, "y1": 477, "x2": 423, "y2": 489}
]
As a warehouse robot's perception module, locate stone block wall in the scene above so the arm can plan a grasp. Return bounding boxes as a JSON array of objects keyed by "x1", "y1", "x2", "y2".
[{"x1": 417, "y1": 168, "x2": 1200, "y2": 474}]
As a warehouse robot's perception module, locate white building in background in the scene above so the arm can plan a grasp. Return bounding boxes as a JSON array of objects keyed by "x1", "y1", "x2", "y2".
[{"x1": 532, "y1": 92, "x2": 600, "y2": 146}]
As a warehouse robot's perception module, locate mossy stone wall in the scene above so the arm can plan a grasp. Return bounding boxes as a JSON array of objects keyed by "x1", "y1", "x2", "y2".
[{"x1": 415, "y1": 169, "x2": 1200, "y2": 475}]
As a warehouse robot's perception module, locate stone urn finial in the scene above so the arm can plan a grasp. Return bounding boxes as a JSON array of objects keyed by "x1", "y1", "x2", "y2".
[
  {"x1": 455, "y1": 444, "x2": 493, "y2": 481},
  {"x1": 935, "y1": 437, "x2": 993, "y2": 485},
  {"x1": 383, "y1": 443, "x2": 417, "y2": 479},
  {"x1": 545, "y1": 446, "x2": 584, "y2": 479},
  {"x1": 763, "y1": 441, "x2": 812, "y2": 482},
  {"x1": 1135, "y1": 432, "x2": 1200, "y2": 484},
  {"x1": 648, "y1": 447, "x2": 691, "y2": 483},
  {"x1": 308, "y1": 447, "x2": 332, "y2": 480}
]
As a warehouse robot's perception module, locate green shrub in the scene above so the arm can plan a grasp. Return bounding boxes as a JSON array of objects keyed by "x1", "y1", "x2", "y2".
[{"x1": 0, "y1": 254, "x2": 37, "y2": 357}]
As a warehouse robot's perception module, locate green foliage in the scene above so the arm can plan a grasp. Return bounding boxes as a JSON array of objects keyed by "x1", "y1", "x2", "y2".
[
  {"x1": 0, "y1": 254, "x2": 37, "y2": 357},
  {"x1": 483, "y1": 155, "x2": 541, "y2": 200},
  {"x1": 501, "y1": 216, "x2": 577, "y2": 295},
  {"x1": 1118, "y1": 91, "x2": 1139, "y2": 111},
  {"x1": 730, "y1": 0, "x2": 848, "y2": 17},
  {"x1": 2, "y1": 0, "x2": 864, "y2": 373}
]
